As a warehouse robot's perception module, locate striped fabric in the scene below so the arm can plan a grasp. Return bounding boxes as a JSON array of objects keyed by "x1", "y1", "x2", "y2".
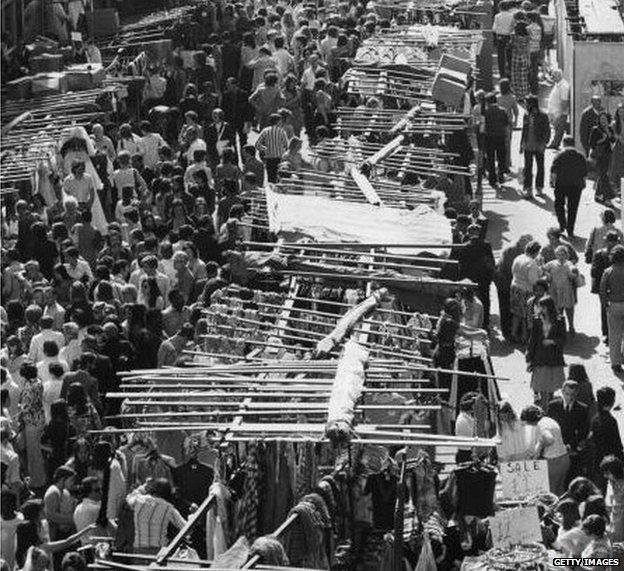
[
  {"x1": 131, "y1": 493, "x2": 186, "y2": 549},
  {"x1": 255, "y1": 125, "x2": 289, "y2": 159}
]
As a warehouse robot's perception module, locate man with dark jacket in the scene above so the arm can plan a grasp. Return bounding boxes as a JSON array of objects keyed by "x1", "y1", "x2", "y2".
[
  {"x1": 220, "y1": 77, "x2": 251, "y2": 146},
  {"x1": 589, "y1": 386, "x2": 624, "y2": 492},
  {"x1": 579, "y1": 96, "x2": 603, "y2": 155},
  {"x1": 220, "y1": 32, "x2": 241, "y2": 86},
  {"x1": 591, "y1": 230, "x2": 621, "y2": 342},
  {"x1": 483, "y1": 93, "x2": 510, "y2": 189},
  {"x1": 547, "y1": 380, "x2": 589, "y2": 480},
  {"x1": 458, "y1": 224, "x2": 496, "y2": 330},
  {"x1": 204, "y1": 108, "x2": 236, "y2": 169},
  {"x1": 550, "y1": 136, "x2": 588, "y2": 237},
  {"x1": 520, "y1": 95, "x2": 551, "y2": 199}
]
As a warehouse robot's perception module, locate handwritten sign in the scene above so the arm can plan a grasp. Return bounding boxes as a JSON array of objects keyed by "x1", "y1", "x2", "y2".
[
  {"x1": 489, "y1": 506, "x2": 542, "y2": 547},
  {"x1": 499, "y1": 460, "x2": 549, "y2": 500}
]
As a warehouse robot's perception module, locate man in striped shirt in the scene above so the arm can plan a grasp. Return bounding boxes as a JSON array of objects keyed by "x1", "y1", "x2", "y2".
[
  {"x1": 255, "y1": 113, "x2": 289, "y2": 183},
  {"x1": 127, "y1": 478, "x2": 187, "y2": 554}
]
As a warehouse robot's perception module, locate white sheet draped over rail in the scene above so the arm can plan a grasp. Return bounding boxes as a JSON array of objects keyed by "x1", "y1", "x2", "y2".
[{"x1": 265, "y1": 186, "x2": 452, "y2": 257}]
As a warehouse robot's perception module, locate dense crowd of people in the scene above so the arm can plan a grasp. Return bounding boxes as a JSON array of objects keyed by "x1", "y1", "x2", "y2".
[{"x1": 1, "y1": 0, "x2": 624, "y2": 568}]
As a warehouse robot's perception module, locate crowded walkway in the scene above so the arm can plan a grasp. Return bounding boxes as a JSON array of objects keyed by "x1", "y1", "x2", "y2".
[{"x1": 1, "y1": 0, "x2": 624, "y2": 569}]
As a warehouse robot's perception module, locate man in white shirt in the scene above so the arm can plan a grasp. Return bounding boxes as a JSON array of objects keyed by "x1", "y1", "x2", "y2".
[
  {"x1": 63, "y1": 161, "x2": 95, "y2": 209},
  {"x1": 64, "y1": 246, "x2": 93, "y2": 283},
  {"x1": 129, "y1": 255, "x2": 170, "y2": 304},
  {"x1": 319, "y1": 26, "x2": 339, "y2": 62},
  {"x1": 139, "y1": 120, "x2": 166, "y2": 170},
  {"x1": 36, "y1": 341, "x2": 69, "y2": 383},
  {"x1": 28, "y1": 316, "x2": 65, "y2": 363},
  {"x1": 184, "y1": 126, "x2": 207, "y2": 164},
  {"x1": 492, "y1": 0, "x2": 516, "y2": 78},
  {"x1": 547, "y1": 69, "x2": 571, "y2": 149},
  {"x1": 43, "y1": 288, "x2": 65, "y2": 331},
  {"x1": 158, "y1": 242, "x2": 177, "y2": 284},
  {"x1": 301, "y1": 53, "x2": 324, "y2": 91},
  {"x1": 184, "y1": 149, "x2": 214, "y2": 190},
  {"x1": 73, "y1": 476, "x2": 103, "y2": 544},
  {"x1": 455, "y1": 393, "x2": 477, "y2": 462},
  {"x1": 272, "y1": 35, "x2": 294, "y2": 77}
]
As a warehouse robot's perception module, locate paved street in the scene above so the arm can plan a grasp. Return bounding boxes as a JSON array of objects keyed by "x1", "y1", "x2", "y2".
[{"x1": 486, "y1": 125, "x2": 623, "y2": 425}]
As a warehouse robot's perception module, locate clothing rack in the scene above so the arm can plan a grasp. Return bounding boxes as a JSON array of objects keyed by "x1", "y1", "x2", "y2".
[{"x1": 243, "y1": 242, "x2": 458, "y2": 266}]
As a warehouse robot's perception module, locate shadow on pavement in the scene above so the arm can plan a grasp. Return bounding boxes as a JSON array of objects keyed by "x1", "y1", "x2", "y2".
[
  {"x1": 565, "y1": 332, "x2": 600, "y2": 359},
  {"x1": 483, "y1": 210, "x2": 510, "y2": 252},
  {"x1": 527, "y1": 194, "x2": 555, "y2": 215}
]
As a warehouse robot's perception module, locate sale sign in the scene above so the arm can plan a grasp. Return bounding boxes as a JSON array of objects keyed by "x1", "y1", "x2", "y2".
[{"x1": 499, "y1": 460, "x2": 550, "y2": 500}]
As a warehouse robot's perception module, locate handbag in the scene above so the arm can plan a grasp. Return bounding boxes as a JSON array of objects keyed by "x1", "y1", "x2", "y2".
[{"x1": 215, "y1": 123, "x2": 229, "y2": 156}]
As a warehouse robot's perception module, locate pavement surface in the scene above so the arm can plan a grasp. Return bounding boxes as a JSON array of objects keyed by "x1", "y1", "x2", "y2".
[{"x1": 486, "y1": 124, "x2": 624, "y2": 425}]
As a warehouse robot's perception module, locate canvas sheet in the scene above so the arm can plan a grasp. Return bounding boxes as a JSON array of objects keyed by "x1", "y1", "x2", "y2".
[{"x1": 265, "y1": 187, "x2": 452, "y2": 256}]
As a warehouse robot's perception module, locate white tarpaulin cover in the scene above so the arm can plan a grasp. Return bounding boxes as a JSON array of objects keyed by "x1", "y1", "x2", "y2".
[{"x1": 266, "y1": 187, "x2": 452, "y2": 256}]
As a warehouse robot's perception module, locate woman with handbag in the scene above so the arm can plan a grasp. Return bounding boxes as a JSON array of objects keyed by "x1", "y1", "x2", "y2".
[
  {"x1": 588, "y1": 111, "x2": 615, "y2": 205},
  {"x1": 544, "y1": 244, "x2": 582, "y2": 334},
  {"x1": 526, "y1": 296, "x2": 567, "y2": 410}
]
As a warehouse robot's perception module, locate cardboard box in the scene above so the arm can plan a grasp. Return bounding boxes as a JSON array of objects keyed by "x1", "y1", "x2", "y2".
[
  {"x1": 439, "y1": 54, "x2": 472, "y2": 75},
  {"x1": 431, "y1": 75, "x2": 466, "y2": 108},
  {"x1": 431, "y1": 54, "x2": 471, "y2": 108},
  {"x1": 65, "y1": 64, "x2": 106, "y2": 91}
]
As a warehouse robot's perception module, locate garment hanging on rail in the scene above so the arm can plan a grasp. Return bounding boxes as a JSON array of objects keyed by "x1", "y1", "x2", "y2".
[
  {"x1": 409, "y1": 449, "x2": 440, "y2": 523},
  {"x1": 205, "y1": 481, "x2": 231, "y2": 559},
  {"x1": 294, "y1": 440, "x2": 318, "y2": 501},
  {"x1": 261, "y1": 441, "x2": 295, "y2": 535},
  {"x1": 441, "y1": 462, "x2": 497, "y2": 519},
  {"x1": 283, "y1": 492, "x2": 332, "y2": 569},
  {"x1": 173, "y1": 458, "x2": 214, "y2": 505},
  {"x1": 365, "y1": 469, "x2": 398, "y2": 531},
  {"x1": 233, "y1": 443, "x2": 264, "y2": 541}
]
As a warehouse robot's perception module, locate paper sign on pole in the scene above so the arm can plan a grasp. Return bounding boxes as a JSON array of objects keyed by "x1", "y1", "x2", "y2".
[
  {"x1": 71, "y1": 32, "x2": 83, "y2": 42},
  {"x1": 489, "y1": 506, "x2": 542, "y2": 547},
  {"x1": 499, "y1": 460, "x2": 550, "y2": 500}
]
